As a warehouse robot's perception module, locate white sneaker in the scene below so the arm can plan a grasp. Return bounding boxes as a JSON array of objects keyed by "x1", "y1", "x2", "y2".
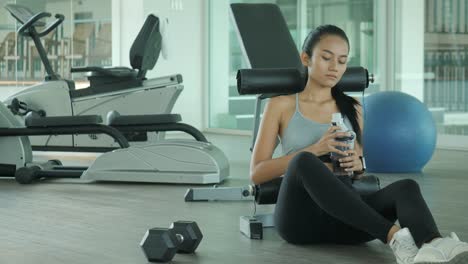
[
  {"x1": 389, "y1": 228, "x2": 419, "y2": 264},
  {"x1": 413, "y1": 232, "x2": 468, "y2": 263}
]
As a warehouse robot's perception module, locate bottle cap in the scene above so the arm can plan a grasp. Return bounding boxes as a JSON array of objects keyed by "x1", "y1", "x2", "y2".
[{"x1": 331, "y1": 113, "x2": 343, "y2": 124}]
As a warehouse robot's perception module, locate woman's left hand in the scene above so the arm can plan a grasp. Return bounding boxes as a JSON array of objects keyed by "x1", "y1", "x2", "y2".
[{"x1": 338, "y1": 150, "x2": 363, "y2": 172}]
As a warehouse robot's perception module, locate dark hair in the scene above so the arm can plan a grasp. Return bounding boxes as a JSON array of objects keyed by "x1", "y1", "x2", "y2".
[{"x1": 302, "y1": 24, "x2": 361, "y2": 145}]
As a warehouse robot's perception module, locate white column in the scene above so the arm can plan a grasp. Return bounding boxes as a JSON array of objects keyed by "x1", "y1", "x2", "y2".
[
  {"x1": 112, "y1": 0, "x2": 144, "y2": 68},
  {"x1": 208, "y1": 0, "x2": 230, "y2": 127},
  {"x1": 143, "y1": 0, "x2": 205, "y2": 130},
  {"x1": 111, "y1": 0, "x2": 121, "y2": 65},
  {"x1": 395, "y1": 0, "x2": 425, "y2": 101}
]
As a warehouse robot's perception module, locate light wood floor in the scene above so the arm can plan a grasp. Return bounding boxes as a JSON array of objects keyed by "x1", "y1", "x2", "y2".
[{"x1": 0, "y1": 149, "x2": 467, "y2": 264}]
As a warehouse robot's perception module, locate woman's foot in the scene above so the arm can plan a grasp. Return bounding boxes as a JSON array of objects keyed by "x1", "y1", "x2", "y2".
[
  {"x1": 414, "y1": 232, "x2": 468, "y2": 263},
  {"x1": 389, "y1": 227, "x2": 419, "y2": 264}
]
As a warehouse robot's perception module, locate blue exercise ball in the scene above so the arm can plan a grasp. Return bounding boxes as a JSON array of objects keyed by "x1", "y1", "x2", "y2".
[{"x1": 363, "y1": 91, "x2": 437, "y2": 173}]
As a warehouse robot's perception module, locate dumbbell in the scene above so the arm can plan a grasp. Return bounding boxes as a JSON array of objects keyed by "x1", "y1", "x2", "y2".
[{"x1": 140, "y1": 221, "x2": 203, "y2": 263}]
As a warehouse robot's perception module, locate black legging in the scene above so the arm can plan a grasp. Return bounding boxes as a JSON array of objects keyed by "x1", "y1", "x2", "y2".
[{"x1": 274, "y1": 152, "x2": 441, "y2": 248}]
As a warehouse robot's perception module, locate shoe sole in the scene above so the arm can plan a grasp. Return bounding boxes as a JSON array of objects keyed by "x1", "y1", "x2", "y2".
[{"x1": 416, "y1": 251, "x2": 468, "y2": 264}]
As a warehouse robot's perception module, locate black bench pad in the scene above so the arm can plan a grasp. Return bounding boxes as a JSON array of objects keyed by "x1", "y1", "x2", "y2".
[
  {"x1": 25, "y1": 114, "x2": 103, "y2": 128},
  {"x1": 107, "y1": 112, "x2": 181, "y2": 126}
]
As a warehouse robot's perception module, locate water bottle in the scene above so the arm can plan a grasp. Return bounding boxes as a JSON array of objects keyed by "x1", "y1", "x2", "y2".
[{"x1": 330, "y1": 113, "x2": 356, "y2": 177}]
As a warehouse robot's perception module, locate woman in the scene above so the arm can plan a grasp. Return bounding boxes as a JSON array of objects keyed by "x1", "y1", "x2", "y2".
[{"x1": 250, "y1": 24, "x2": 468, "y2": 264}]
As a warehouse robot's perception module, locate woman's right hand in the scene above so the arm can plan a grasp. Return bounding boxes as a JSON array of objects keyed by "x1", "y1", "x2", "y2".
[{"x1": 304, "y1": 126, "x2": 351, "y2": 157}]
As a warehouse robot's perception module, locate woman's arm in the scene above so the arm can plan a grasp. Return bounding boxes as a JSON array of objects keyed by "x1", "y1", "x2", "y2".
[{"x1": 250, "y1": 97, "x2": 307, "y2": 185}]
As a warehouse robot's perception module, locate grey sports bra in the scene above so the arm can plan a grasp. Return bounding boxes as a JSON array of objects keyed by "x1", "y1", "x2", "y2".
[{"x1": 280, "y1": 93, "x2": 354, "y2": 156}]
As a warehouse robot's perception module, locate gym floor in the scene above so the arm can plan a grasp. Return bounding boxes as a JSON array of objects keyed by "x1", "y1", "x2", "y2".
[{"x1": 0, "y1": 149, "x2": 467, "y2": 264}]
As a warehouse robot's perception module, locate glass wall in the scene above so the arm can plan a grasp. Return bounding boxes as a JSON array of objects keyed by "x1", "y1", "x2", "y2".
[
  {"x1": 423, "y1": 0, "x2": 468, "y2": 136},
  {"x1": 0, "y1": 0, "x2": 112, "y2": 93},
  {"x1": 392, "y1": 0, "x2": 468, "y2": 139},
  {"x1": 0, "y1": 0, "x2": 17, "y2": 86},
  {"x1": 208, "y1": 0, "x2": 377, "y2": 131},
  {"x1": 306, "y1": 0, "x2": 375, "y2": 70}
]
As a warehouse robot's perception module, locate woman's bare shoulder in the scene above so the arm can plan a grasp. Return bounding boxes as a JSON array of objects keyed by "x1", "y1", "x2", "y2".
[{"x1": 268, "y1": 94, "x2": 296, "y2": 112}]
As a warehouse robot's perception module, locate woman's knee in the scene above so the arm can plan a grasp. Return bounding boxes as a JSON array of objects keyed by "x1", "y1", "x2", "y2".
[
  {"x1": 286, "y1": 151, "x2": 333, "y2": 183},
  {"x1": 288, "y1": 152, "x2": 322, "y2": 173},
  {"x1": 393, "y1": 179, "x2": 421, "y2": 195},
  {"x1": 286, "y1": 152, "x2": 321, "y2": 180},
  {"x1": 291, "y1": 151, "x2": 319, "y2": 167}
]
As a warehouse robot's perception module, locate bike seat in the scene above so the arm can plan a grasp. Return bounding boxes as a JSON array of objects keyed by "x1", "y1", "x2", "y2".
[{"x1": 71, "y1": 66, "x2": 138, "y2": 78}]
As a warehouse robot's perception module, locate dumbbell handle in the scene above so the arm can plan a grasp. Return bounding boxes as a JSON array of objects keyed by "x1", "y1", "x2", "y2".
[{"x1": 175, "y1": 233, "x2": 184, "y2": 244}]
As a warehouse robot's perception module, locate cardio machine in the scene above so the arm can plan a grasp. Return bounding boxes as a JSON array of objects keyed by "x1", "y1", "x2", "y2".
[
  {"x1": 0, "y1": 4, "x2": 229, "y2": 184},
  {"x1": 3, "y1": 4, "x2": 185, "y2": 151},
  {"x1": 0, "y1": 104, "x2": 228, "y2": 184}
]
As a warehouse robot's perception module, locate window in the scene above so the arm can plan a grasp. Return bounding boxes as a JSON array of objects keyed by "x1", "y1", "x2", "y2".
[
  {"x1": 208, "y1": 0, "x2": 377, "y2": 131},
  {"x1": 0, "y1": 0, "x2": 112, "y2": 92},
  {"x1": 305, "y1": 0, "x2": 375, "y2": 70},
  {"x1": 423, "y1": 0, "x2": 468, "y2": 136},
  {"x1": 392, "y1": 0, "x2": 468, "y2": 141}
]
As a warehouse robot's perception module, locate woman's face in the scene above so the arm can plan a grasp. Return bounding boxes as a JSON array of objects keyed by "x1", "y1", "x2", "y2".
[{"x1": 302, "y1": 34, "x2": 349, "y2": 88}]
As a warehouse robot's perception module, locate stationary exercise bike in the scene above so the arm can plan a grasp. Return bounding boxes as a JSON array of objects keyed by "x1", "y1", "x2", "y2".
[
  {"x1": 3, "y1": 4, "x2": 185, "y2": 151},
  {"x1": 0, "y1": 4, "x2": 229, "y2": 184}
]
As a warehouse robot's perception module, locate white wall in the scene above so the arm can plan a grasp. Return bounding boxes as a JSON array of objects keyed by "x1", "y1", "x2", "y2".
[
  {"x1": 112, "y1": 0, "x2": 143, "y2": 64},
  {"x1": 112, "y1": 0, "x2": 206, "y2": 130},
  {"x1": 395, "y1": 0, "x2": 425, "y2": 101},
  {"x1": 208, "y1": 0, "x2": 230, "y2": 128}
]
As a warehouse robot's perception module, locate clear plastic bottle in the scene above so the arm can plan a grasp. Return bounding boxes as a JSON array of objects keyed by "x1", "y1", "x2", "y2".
[{"x1": 330, "y1": 113, "x2": 356, "y2": 177}]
